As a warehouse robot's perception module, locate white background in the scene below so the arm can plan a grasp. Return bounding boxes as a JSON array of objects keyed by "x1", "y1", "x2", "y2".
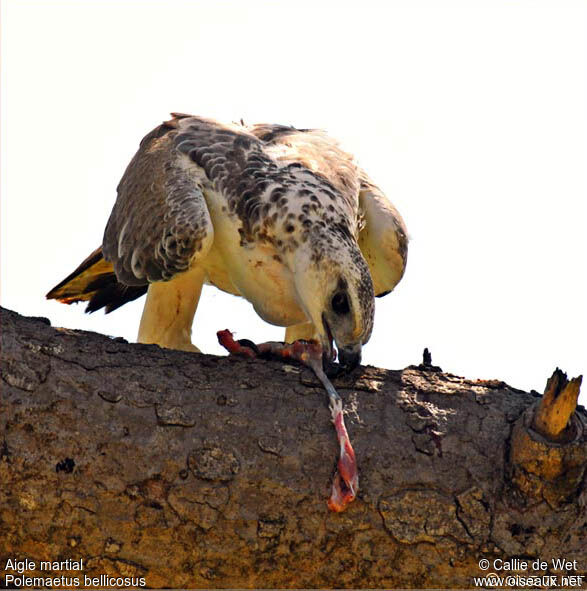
[{"x1": 1, "y1": 0, "x2": 585, "y2": 403}]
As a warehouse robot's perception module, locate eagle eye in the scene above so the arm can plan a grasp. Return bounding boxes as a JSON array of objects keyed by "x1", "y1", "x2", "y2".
[{"x1": 331, "y1": 292, "x2": 350, "y2": 315}]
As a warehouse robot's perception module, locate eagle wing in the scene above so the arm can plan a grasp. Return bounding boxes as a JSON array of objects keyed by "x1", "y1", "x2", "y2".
[
  {"x1": 102, "y1": 117, "x2": 214, "y2": 286},
  {"x1": 358, "y1": 172, "x2": 408, "y2": 297},
  {"x1": 105, "y1": 114, "x2": 405, "y2": 300}
]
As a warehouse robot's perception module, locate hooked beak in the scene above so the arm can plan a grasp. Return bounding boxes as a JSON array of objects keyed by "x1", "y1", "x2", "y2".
[
  {"x1": 338, "y1": 345, "x2": 362, "y2": 371},
  {"x1": 321, "y1": 315, "x2": 362, "y2": 376},
  {"x1": 321, "y1": 314, "x2": 336, "y2": 365}
]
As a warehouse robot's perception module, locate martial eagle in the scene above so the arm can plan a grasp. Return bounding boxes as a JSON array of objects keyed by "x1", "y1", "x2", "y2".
[{"x1": 47, "y1": 114, "x2": 408, "y2": 370}]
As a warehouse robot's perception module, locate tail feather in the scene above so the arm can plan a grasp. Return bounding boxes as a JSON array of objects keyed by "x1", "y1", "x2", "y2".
[{"x1": 46, "y1": 247, "x2": 147, "y2": 313}]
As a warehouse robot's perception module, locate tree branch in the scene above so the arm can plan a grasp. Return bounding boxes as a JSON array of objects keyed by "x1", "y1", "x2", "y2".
[{"x1": 1, "y1": 307, "x2": 585, "y2": 588}]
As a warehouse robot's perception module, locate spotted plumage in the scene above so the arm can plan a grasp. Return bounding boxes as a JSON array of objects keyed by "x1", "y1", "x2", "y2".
[{"x1": 47, "y1": 113, "x2": 408, "y2": 363}]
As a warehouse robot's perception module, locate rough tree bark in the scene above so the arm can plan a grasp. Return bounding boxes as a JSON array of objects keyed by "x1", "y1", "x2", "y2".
[{"x1": 1, "y1": 307, "x2": 585, "y2": 589}]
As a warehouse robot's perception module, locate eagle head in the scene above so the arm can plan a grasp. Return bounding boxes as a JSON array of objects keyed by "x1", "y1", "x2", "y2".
[{"x1": 293, "y1": 232, "x2": 374, "y2": 371}]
